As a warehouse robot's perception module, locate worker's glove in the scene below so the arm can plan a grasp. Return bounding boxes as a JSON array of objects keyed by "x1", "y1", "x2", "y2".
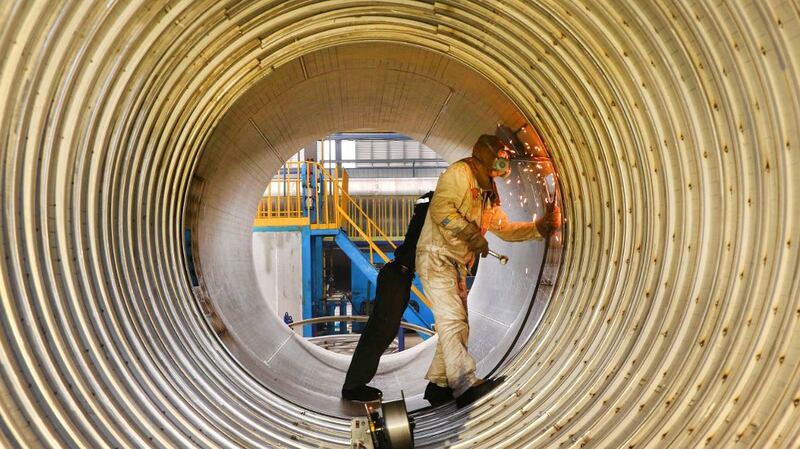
[
  {"x1": 536, "y1": 200, "x2": 562, "y2": 238},
  {"x1": 457, "y1": 223, "x2": 489, "y2": 257}
]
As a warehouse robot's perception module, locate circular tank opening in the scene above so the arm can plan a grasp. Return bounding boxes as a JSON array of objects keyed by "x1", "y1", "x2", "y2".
[{"x1": 186, "y1": 43, "x2": 564, "y2": 416}]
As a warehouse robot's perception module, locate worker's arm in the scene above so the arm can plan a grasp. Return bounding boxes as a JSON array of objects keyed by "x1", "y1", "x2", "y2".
[
  {"x1": 487, "y1": 206, "x2": 541, "y2": 241},
  {"x1": 489, "y1": 201, "x2": 561, "y2": 242},
  {"x1": 429, "y1": 162, "x2": 472, "y2": 236}
]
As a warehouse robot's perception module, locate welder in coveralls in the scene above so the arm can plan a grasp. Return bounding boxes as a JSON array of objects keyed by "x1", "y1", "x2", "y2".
[{"x1": 417, "y1": 134, "x2": 561, "y2": 408}]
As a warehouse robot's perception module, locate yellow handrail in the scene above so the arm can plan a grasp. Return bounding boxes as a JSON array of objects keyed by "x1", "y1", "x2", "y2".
[
  {"x1": 336, "y1": 204, "x2": 392, "y2": 265},
  {"x1": 334, "y1": 202, "x2": 430, "y2": 308},
  {"x1": 340, "y1": 196, "x2": 418, "y2": 241},
  {"x1": 325, "y1": 175, "x2": 430, "y2": 308},
  {"x1": 255, "y1": 160, "x2": 341, "y2": 227},
  {"x1": 256, "y1": 163, "x2": 416, "y2": 238},
  {"x1": 337, "y1": 186, "x2": 399, "y2": 247}
]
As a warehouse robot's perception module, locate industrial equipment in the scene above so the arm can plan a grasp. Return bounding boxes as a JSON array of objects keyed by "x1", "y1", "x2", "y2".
[{"x1": 351, "y1": 394, "x2": 415, "y2": 449}]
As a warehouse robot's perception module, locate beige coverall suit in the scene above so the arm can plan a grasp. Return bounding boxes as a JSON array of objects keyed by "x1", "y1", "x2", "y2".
[{"x1": 416, "y1": 159, "x2": 542, "y2": 396}]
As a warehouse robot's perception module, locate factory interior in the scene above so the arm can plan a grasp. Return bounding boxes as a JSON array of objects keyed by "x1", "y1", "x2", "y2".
[{"x1": 1, "y1": 1, "x2": 799, "y2": 448}]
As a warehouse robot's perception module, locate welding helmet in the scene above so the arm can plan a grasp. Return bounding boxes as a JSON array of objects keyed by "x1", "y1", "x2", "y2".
[{"x1": 473, "y1": 135, "x2": 512, "y2": 178}]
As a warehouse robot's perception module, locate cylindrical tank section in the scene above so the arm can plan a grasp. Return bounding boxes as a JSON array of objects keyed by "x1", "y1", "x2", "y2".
[
  {"x1": 192, "y1": 43, "x2": 558, "y2": 417},
  {"x1": 1, "y1": 1, "x2": 798, "y2": 448}
]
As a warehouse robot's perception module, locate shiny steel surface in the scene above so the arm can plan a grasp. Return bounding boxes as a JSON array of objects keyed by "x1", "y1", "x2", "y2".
[{"x1": 1, "y1": 1, "x2": 799, "y2": 448}]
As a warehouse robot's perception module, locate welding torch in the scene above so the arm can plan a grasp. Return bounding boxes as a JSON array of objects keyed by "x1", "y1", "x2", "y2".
[{"x1": 487, "y1": 249, "x2": 509, "y2": 265}]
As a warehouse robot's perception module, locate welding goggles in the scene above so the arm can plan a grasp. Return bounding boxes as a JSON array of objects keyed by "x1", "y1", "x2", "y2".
[{"x1": 491, "y1": 148, "x2": 511, "y2": 177}]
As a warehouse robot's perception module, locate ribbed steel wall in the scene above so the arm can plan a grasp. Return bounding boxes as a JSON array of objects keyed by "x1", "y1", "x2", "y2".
[{"x1": 1, "y1": 1, "x2": 798, "y2": 448}]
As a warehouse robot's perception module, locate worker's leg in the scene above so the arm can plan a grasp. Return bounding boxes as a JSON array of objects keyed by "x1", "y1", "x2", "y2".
[
  {"x1": 417, "y1": 252, "x2": 477, "y2": 397},
  {"x1": 423, "y1": 261, "x2": 469, "y2": 388},
  {"x1": 342, "y1": 262, "x2": 412, "y2": 393},
  {"x1": 425, "y1": 335, "x2": 448, "y2": 387},
  {"x1": 421, "y1": 333, "x2": 453, "y2": 406}
]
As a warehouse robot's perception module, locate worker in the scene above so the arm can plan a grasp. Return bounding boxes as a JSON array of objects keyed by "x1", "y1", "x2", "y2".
[
  {"x1": 417, "y1": 134, "x2": 561, "y2": 408},
  {"x1": 300, "y1": 158, "x2": 324, "y2": 223},
  {"x1": 341, "y1": 192, "x2": 434, "y2": 402}
]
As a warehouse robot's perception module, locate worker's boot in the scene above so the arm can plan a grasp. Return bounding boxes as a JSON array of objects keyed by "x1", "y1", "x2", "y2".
[
  {"x1": 423, "y1": 382, "x2": 454, "y2": 406},
  {"x1": 342, "y1": 385, "x2": 383, "y2": 402},
  {"x1": 455, "y1": 376, "x2": 506, "y2": 409}
]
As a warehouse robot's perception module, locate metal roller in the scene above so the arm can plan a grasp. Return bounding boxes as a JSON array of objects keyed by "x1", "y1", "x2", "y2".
[
  {"x1": 381, "y1": 398, "x2": 414, "y2": 449},
  {"x1": 352, "y1": 395, "x2": 415, "y2": 449}
]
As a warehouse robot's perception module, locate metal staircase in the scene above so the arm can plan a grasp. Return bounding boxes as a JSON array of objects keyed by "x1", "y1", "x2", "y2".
[{"x1": 254, "y1": 160, "x2": 433, "y2": 340}]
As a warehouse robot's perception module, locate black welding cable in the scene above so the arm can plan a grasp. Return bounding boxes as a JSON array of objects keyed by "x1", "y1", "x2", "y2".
[{"x1": 484, "y1": 237, "x2": 551, "y2": 380}]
